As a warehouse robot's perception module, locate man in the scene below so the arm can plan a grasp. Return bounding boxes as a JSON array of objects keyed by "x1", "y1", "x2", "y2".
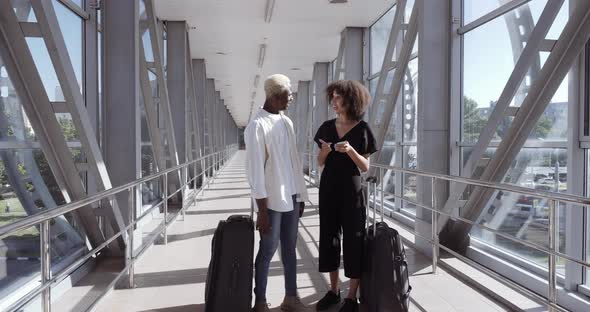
[{"x1": 245, "y1": 74, "x2": 309, "y2": 312}]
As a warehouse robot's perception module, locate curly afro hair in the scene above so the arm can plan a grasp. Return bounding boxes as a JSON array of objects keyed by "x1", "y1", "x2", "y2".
[{"x1": 326, "y1": 80, "x2": 371, "y2": 121}]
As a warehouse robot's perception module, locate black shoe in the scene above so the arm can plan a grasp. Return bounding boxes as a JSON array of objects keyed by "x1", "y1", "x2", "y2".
[
  {"x1": 316, "y1": 290, "x2": 341, "y2": 311},
  {"x1": 338, "y1": 298, "x2": 358, "y2": 312}
]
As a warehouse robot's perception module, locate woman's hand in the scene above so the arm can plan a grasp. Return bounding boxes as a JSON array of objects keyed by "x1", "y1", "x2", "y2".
[
  {"x1": 319, "y1": 139, "x2": 332, "y2": 154},
  {"x1": 335, "y1": 141, "x2": 354, "y2": 154}
]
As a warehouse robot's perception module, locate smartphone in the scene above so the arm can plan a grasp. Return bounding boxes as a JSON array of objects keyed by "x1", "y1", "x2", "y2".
[{"x1": 335, "y1": 141, "x2": 347, "y2": 146}]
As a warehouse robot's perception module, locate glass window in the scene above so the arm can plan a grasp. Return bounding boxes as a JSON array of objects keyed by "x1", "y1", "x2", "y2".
[
  {"x1": 25, "y1": 38, "x2": 62, "y2": 102},
  {"x1": 370, "y1": 5, "x2": 396, "y2": 75},
  {"x1": 141, "y1": 145, "x2": 160, "y2": 204},
  {"x1": 56, "y1": 113, "x2": 79, "y2": 142},
  {"x1": 53, "y1": 0, "x2": 83, "y2": 92},
  {"x1": 140, "y1": 0, "x2": 154, "y2": 63},
  {"x1": 11, "y1": 0, "x2": 36, "y2": 22},
  {"x1": 528, "y1": 0, "x2": 569, "y2": 40},
  {"x1": 380, "y1": 144, "x2": 396, "y2": 192},
  {"x1": 0, "y1": 65, "x2": 36, "y2": 142},
  {"x1": 0, "y1": 225, "x2": 41, "y2": 296},
  {"x1": 402, "y1": 146, "x2": 417, "y2": 215},
  {"x1": 403, "y1": 58, "x2": 418, "y2": 142},
  {"x1": 370, "y1": 69, "x2": 395, "y2": 129},
  {"x1": 469, "y1": 148, "x2": 567, "y2": 272},
  {"x1": 464, "y1": 0, "x2": 529, "y2": 25},
  {"x1": 462, "y1": 1, "x2": 569, "y2": 143},
  {"x1": 0, "y1": 150, "x2": 86, "y2": 297}
]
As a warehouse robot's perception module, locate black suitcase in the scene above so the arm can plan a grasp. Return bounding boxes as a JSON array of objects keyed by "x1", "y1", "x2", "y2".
[
  {"x1": 205, "y1": 214, "x2": 255, "y2": 312},
  {"x1": 360, "y1": 177, "x2": 412, "y2": 312}
]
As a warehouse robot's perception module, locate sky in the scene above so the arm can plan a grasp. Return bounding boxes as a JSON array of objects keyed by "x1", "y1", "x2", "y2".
[
  {"x1": 463, "y1": 0, "x2": 570, "y2": 108},
  {"x1": 13, "y1": 0, "x2": 83, "y2": 102}
]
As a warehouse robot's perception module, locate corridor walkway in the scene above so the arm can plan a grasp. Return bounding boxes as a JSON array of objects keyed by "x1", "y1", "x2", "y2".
[{"x1": 94, "y1": 151, "x2": 509, "y2": 312}]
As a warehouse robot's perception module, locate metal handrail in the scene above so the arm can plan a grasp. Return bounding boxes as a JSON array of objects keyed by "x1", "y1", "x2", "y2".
[
  {"x1": 302, "y1": 151, "x2": 583, "y2": 311},
  {"x1": 302, "y1": 151, "x2": 590, "y2": 207},
  {"x1": 0, "y1": 147, "x2": 232, "y2": 239},
  {"x1": 3, "y1": 144, "x2": 238, "y2": 312}
]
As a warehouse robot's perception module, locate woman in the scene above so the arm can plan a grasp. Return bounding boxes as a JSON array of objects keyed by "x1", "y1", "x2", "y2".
[{"x1": 313, "y1": 80, "x2": 377, "y2": 312}]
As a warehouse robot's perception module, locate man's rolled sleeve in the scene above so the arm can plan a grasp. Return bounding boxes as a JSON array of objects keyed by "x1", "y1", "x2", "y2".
[{"x1": 245, "y1": 122, "x2": 268, "y2": 199}]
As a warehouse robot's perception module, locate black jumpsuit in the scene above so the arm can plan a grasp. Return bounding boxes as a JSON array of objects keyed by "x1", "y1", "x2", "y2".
[{"x1": 314, "y1": 119, "x2": 377, "y2": 278}]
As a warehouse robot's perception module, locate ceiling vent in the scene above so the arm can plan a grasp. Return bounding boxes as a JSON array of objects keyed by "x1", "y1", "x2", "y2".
[{"x1": 329, "y1": 0, "x2": 348, "y2": 3}]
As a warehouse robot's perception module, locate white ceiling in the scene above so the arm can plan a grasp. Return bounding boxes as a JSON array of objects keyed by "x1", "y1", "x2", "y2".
[{"x1": 155, "y1": 0, "x2": 395, "y2": 127}]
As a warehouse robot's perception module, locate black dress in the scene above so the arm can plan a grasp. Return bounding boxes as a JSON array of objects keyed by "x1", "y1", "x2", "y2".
[{"x1": 313, "y1": 119, "x2": 377, "y2": 278}]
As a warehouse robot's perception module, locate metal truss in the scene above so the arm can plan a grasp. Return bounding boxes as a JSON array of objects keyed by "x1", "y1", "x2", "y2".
[
  {"x1": 440, "y1": 0, "x2": 590, "y2": 252},
  {"x1": 141, "y1": 0, "x2": 182, "y2": 196},
  {"x1": 439, "y1": 0, "x2": 562, "y2": 247},
  {"x1": 139, "y1": 43, "x2": 168, "y2": 174},
  {"x1": 369, "y1": 0, "x2": 418, "y2": 170},
  {"x1": 443, "y1": 1, "x2": 565, "y2": 250},
  {"x1": 0, "y1": 0, "x2": 126, "y2": 249},
  {"x1": 440, "y1": 0, "x2": 557, "y2": 242}
]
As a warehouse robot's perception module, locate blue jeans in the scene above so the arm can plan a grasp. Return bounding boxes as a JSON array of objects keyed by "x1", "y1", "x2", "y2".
[{"x1": 254, "y1": 196, "x2": 299, "y2": 304}]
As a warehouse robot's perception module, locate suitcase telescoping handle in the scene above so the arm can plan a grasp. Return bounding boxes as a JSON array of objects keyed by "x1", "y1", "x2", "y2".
[{"x1": 366, "y1": 176, "x2": 378, "y2": 236}]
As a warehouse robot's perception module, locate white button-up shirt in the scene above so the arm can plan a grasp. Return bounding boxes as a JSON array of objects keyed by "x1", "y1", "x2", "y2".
[{"x1": 245, "y1": 109, "x2": 306, "y2": 212}]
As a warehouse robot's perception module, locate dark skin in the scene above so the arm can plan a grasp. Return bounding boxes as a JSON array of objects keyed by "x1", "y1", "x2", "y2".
[{"x1": 255, "y1": 90, "x2": 305, "y2": 235}]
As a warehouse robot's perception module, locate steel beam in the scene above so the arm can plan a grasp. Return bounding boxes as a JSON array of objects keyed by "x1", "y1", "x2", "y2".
[
  {"x1": 143, "y1": 0, "x2": 181, "y2": 193},
  {"x1": 371, "y1": 3, "x2": 419, "y2": 168},
  {"x1": 368, "y1": 0, "x2": 407, "y2": 125}
]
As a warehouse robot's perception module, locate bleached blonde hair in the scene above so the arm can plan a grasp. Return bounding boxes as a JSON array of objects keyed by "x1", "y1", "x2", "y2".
[{"x1": 264, "y1": 74, "x2": 291, "y2": 99}]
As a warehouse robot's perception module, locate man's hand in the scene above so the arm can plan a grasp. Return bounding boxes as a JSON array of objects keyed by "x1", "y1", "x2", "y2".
[
  {"x1": 319, "y1": 139, "x2": 332, "y2": 154},
  {"x1": 256, "y1": 210, "x2": 271, "y2": 234},
  {"x1": 298, "y1": 202, "x2": 305, "y2": 218}
]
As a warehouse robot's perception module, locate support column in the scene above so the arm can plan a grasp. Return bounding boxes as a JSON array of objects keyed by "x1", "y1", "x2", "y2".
[
  {"x1": 564, "y1": 0, "x2": 585, "y2": 291},
  {"x1": 296, "y1": 81, "x2": 310, "y2": 150},
  {"x1": 205, "y1": 78, "x2": 215, "y2": 155},
  {"x1": 415, "y1": 0, "x2": 451, "y2": 256},
  {"x1": 342, "y1": 27, "x2": 364, "y2": 82},
  {"x1": 312, "y1": 63, "x2": 329, "y2": 179},
  {"x1": 85, "y1": 0, "x2": 100, "y2": 197},
  {"x1": 167, "y1": 21, "x2": 188, "y2": 166},
  {"x1": 103, "y1": 0, "x2": 140, "y2": 223},
  {"x1": 193, "y1": 60, "x2": 207, "y2": 154},
  {"x1": 215, "y1": 90, "x2": 221, "y2": 153}
]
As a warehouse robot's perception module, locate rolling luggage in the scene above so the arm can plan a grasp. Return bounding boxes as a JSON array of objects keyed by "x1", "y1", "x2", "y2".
[
  {"x1": 360, "y1": 176, "x2": 412, "y2": 312},
  {"x1": 205, "y1": 213, "x2": 255, "y2": 312}
]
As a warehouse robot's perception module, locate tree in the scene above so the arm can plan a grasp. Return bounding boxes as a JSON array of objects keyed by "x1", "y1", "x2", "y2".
[
  {"x1": 530, "y1": 115, "x2": 552, "y2": 139},
  {"x1": 463, "y1": 96, "x2": 487, "y2": 142},
  {"x1": 464, "y1": 96, "x2": 555, "y2": 142},
  {"x1": 57, "y1": 115, "x2": 79, "y2": 141}
]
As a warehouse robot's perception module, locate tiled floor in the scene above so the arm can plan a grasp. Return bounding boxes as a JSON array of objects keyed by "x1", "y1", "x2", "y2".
[{"x1": 91, "y1": 151, "x2": 509, "y2": 312}]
